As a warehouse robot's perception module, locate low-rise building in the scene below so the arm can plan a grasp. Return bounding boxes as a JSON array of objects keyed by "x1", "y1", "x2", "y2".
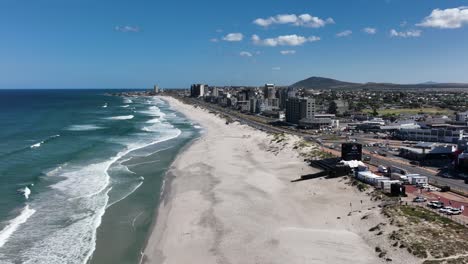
[
  {"x1": 399, "y1": 142, "x2": 456, "y2": 160},
  {"x1": 395, "y1": 128, "x2": 467, "y2": 143}
]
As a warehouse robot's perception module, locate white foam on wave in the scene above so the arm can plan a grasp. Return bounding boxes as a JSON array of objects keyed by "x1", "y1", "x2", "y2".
[
  {"x1": 120, "y1": 105, "x2": 130, "y2": 108},
  {"x1": 105, "y1": 127, "x2": 181, "y2": 210},
  {"x1": 106, "y1": 181, "x2": 143, "y2": 209},
  {"x1": 123, "y1": 98, "x2": 133, "y2": 104},
  {"x1": 106, "y1": 115, "x2": 134, "y2": 120},
  {"x1": 146, "y1": 118, "x2": 161, "y2": 124},
  {"x1": 20, "y1": 187, "x2": 31, "y2": 200},
  {"x1": 148, "y1": 97, "x2": 165, "y2": 105},
  {"x1": 142, "y1": 122, "x2": 174, "y2": 132},
  {"x1": 29, "y1": 135, "x2": 60, "y2": 149},
  {"x1": 42, "y1": 125, "x2": 182, "y2": 262},
  {"x1": 17, "y1": 188, "x2": 111, "y2": 264},
  {"x1": 45, "y1": 163, "x2": 66, "y2": 177},
  {"x1": 66, "y1": 124, "x2": 104, "y2": 131},
  {"x1": 102, "y1": 103, "x2": 108, "y2": 108},
  {"x1": 0, "y1": 205, "x2": 36, "y2": 248},
  {"x1": 139, "y1": 105, "x2": 167, "y2": 118},
  {"x1": 30, "y1": 142, "x2": 43, "y2": 149},
  {"x1": 53, "y1": 162, "x2": 112, "y2": 199},
  {"x1": 1, "y1": 99, "x2": 183, "y2": 263},
  {"x1": 194, "y1": 125, "x2": 202, "y2": 129}
]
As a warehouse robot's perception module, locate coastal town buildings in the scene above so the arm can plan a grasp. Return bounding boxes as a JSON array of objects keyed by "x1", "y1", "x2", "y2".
[{"x1": 190, "y1": 84, "x2": 207, "y2": 98}]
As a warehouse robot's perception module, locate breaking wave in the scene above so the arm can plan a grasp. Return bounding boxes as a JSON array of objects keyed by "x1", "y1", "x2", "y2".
[
  {"x1": 19, "y1": 187, "x2": 31, "y2": 200},
  {"x1": 30, "y1": 135, "x2": 60, "y2": 149},
  {"x1": 105, "y1": 115, "x2": 134, "y2": 120},
  {"x1": 0, "y1": 205, "x2": 36, "y2": 248},
  {"x1": 66, "y1": 125, "x2": 104, "y2": 131}
]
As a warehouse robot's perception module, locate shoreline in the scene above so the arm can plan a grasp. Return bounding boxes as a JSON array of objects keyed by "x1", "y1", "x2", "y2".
[
  {"x1": 140, "y1": 97, "x2": 209, "y2": 264},
  {"x1": 142, "y1": 96, "x2": 420, "y2": 264},
  {"x1": 89, "y1": 96, "x2": 199, "y2": 264},
  {"x1": 139, "y1": 112, "x2": 203, "y2": 264}
]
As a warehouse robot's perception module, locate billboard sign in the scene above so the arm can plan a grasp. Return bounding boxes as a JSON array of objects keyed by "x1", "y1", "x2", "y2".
[{"x1": 342, "y1": 143, "x2": 363, "y2": 161}]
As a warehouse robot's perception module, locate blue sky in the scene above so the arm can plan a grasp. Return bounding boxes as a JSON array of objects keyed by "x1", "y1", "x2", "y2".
[{"x1": 1, "y1": 0, "x2": 468, "y2": 88}]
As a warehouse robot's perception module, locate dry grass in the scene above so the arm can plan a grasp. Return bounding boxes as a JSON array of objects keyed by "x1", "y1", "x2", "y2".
[{"x1": 383, "y1": 205, "x2": 468, "y2": 262}]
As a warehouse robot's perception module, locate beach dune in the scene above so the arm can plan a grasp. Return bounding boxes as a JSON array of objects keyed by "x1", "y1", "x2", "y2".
[{"x1": 142, "y1": 96, "x2": 417, "y2": 264}]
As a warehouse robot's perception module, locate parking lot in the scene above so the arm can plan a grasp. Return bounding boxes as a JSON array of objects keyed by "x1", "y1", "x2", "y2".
[{"x1": 404, "y1": 185, "x2": 468, "y2": 225}]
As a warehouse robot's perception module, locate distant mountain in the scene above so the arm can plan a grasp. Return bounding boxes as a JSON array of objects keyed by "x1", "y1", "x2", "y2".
[
  {"x1": 419, "y1": 81, "x2": 439, "y2": 85},
  {"x1": 291, "y1": 77, "x2": 358, "y2": 89},
  {"x1": 291, "y1": 76, "x2": 468, "y2": 90}
]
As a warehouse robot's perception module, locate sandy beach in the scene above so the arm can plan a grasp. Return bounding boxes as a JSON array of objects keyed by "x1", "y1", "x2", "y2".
[{"x1": 142, "y1": 96, "x2": 419, "y2": 264}]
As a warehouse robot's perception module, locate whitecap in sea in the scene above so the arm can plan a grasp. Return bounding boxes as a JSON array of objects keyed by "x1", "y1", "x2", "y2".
[
  {"x1": 105, "y1": 115, "x2": 134, "y2": 120},
  {"x1": 66, "y1": 125, "x2": 104, "y2": 131}
]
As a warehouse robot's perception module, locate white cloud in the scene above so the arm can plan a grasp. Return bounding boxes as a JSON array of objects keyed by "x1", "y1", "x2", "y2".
[
  {"x1": 253, "y1": 13, "x2": 334, "y2": 28},
  {"x1": 336, "y1": 30, "x2": 352, "y2": 37},
  {"x1": 272, "y1": 67, "x2": 281, "y2": 70},
  {"x1": 223, "y1": 33, "x2": 244, "y2": 42},
  {"x1": 252, "y1": 34, "x2": 320, "y2": 46},
  {"x1": 115, "y1": 25, "x2": 140, "y2": 32},
  {"x1": 210, "y1": 38, "x2": 219, "y2": 42},
  {"x1": 239, "y1": 51, "x2": 253, "y2": 57},
  {"x1": 363, "y1": 27, "x2": 377, "y2": 34},
  {"x1": 390, "y1": 29, "x2": 422, "y2": 38},
  {"x1": 417, "y1": 7, "x2": 468, "y2": 29},
  {"x1": 276, "y1": 14, "x2": 298, "y2": 24},
  {"x1": 280, "y1": 50, "x2": 296, "y2": 55}
]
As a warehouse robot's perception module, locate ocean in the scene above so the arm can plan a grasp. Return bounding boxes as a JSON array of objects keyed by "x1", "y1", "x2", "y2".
[{"x1": 0, "y1": 89, "x2": 198, "y2": 263}]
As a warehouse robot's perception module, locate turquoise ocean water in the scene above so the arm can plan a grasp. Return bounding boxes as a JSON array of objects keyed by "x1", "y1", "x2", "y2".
[{"x1": 0, "y1": 90, "x2": 198, "y2": 263}]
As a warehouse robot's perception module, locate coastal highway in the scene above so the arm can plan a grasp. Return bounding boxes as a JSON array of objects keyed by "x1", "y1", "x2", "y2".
[{"x1": 175, "y1": 96, "x2": 468, "y2": 194}]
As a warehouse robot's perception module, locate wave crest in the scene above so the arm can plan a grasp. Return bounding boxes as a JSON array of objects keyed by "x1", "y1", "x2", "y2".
[
  {"x1": 0, "y1": 205, "x2": 36, "y2": 248},
  {"x1": 105, "y1": 115, "x2": 134, "y2": 120}
]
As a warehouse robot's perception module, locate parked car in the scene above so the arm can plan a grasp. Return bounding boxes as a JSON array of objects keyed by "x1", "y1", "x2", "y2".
[
  {"x1": 409, "y1": 161, "x2": 420, "y2": 166},
  {"x1": 447, "y1": 208, "x2": 463, "y2": 215},
  {"x1": 422, "y1": 184, "x2": 440, "y2": 192},
  {"x1": 413, "y1": 196, "x2": 427, "y2": 203},
  {"x1": 428, "y1": 201, "x2": 444, "y2": 209},
  {"x1": 363, "y1": 156, "x2": 371, "y2": 162},
  {"x1": 439, "y1": 206, "x2": 453, "y2": 214}
]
